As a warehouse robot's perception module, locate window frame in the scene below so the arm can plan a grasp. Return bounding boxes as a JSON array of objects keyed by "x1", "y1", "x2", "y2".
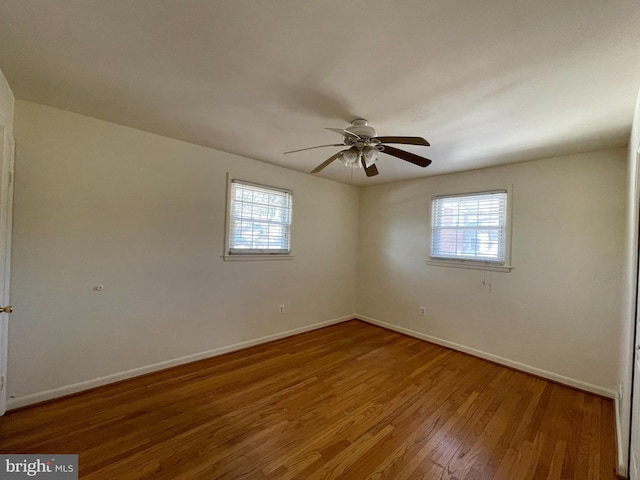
[
  {"x1": 426, "y1": 187, "x2": 513, "y2": 272},
  {"x1": 223, "y1": 177, "x2": 293, "y2": 262}
]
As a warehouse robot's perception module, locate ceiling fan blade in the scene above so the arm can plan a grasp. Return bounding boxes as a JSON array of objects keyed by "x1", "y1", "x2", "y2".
[
  {"x1": 360, "y1": 155, "x2": 379, "y2": 177},
  {"x1": 374, "y1": 136, "x2": 430, "y2": 147},
  {"x1": 311, "y1": 151, "x2": 344, "y2": 174},
  {"x1": 364, "y1": 163, "x2": 379, "y2": 177},
  {"x1": 284, "y1": 144, "x2": 344, "y2": 154},
  {"x1": 326, "y1": 127, "x2": 361, "y2": 140},
  {"x1": 381, "y1": 145, "x2": 432, "y2": 167}
]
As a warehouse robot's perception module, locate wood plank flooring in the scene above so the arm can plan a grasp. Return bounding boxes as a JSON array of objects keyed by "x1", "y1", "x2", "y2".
[{"x1": 0, "y1": 320, "x2": 618, "y2": 479}]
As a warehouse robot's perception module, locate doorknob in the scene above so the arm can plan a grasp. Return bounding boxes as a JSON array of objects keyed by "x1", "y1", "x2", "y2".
[{"x1": 0, "y1": 305, "x2": 13, "y2": 314}]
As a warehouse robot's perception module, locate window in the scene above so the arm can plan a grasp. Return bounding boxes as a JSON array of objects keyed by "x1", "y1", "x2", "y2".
[
  {"x1": 227, "y1": 179, "x2": 292, "y2": 255},
  {"x1": 430, "y1": 190, "x2": 508, "y2": 266}
]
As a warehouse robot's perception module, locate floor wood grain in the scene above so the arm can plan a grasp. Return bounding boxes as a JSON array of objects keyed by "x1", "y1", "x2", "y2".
[{"x1": 0, "y1": 320, "x2": 618, "y2": 479}]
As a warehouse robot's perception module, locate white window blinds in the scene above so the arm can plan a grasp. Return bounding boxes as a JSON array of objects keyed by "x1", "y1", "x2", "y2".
[
  {"x1": 431, "y1": 191, "x2": 507, "y2": 263},
  {"x1": 229, "y1": 180, "x2": 292, "y2": 254}
]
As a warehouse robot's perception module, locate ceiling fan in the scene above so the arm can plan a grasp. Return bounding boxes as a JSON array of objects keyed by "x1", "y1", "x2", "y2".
[{"x1": 284, "y1": 119, "x2": 432, "y2": 177}]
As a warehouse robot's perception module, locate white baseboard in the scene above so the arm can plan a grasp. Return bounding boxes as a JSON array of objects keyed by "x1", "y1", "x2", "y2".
[
  {"x1": 7, "y1": 315, "x2": 355, "y2": 410},
  {"x1": 614, "y1": 395, "x2": 628, "y2": 478},
  {"x1": 357, "y1": 315, "x2": 617, "y2": 399},
  {"x1": 7, "y1": 314, "x2": 618, "y2": 409}
]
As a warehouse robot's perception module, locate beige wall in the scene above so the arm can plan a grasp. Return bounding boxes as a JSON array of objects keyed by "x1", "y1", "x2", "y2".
[
  {"x1": 6, "y1": 99, "x2": 629, "y2": 412},
  {"x1": 8, "y1": 100, "x2": 359, "y2": 407},
  {"x1": 0, "y1": 70, "x2": 13, "y2": 137},
  {"x1": 357, "y1": 149, "x2": 626, "y2": 395}
]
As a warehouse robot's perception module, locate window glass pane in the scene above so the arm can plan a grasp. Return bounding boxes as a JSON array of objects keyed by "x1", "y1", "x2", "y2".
[
  {"x1": 229, "y1": 181, "x2": 292, "y2": 253},
  {"x1": 431, "y1": 191, "x2": 506, "y2": 263}
]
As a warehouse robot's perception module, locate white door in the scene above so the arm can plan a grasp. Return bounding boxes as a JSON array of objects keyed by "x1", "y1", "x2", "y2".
[
  {"x1": 0, "y1": 126, "x2": 14, "y2": 416},
  {"x1": 632, "y1": 146, "x2": 640, "y2": 480}
]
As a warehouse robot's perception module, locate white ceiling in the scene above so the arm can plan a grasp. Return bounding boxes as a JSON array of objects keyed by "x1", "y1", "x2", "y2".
[{"x1": 0, "y1": 0, "x2": 639, "y2": 186}]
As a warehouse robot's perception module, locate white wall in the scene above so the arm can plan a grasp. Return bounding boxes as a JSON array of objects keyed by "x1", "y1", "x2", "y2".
[
  {"x1": 357, "y1": 149, "x2": 626, "y2": 395},
  {"x1": 8, "y1": 100, "x2": 359, "y2": 407}
]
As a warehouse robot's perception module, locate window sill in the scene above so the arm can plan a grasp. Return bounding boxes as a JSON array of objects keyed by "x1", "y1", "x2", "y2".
[
  {"x1": 425, "y1": 259, "x2": 513, "y2": 273},
  {"x1": 223, "y1": 254, "x2": 294, "y2": 262}
]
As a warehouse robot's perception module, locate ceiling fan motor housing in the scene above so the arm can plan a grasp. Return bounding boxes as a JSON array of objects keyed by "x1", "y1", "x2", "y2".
[{"x1": 345, "y1": 119, "x2": 377, "y2": 141}]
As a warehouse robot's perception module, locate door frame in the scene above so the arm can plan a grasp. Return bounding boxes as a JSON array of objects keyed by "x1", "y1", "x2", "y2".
[{"x1": 630, "y1": 146, "x2": 640, "y2": 479}]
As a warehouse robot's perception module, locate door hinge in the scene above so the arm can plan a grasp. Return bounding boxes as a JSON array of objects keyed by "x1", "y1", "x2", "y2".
[
  {"x1": 0, "y1": 376, "x2": 4, "y2": 391},
  {"x1": 8, "y1": 171, "x2": 12, "y2": 186}
]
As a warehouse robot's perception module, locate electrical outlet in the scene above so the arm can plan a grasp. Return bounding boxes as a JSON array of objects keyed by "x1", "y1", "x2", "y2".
[
  {"x1": 279, "y1": 304, "x2": 285, "y2": 314},
  {"x1": 420, "y1": 306, "x2": 426, "y2": 316}
]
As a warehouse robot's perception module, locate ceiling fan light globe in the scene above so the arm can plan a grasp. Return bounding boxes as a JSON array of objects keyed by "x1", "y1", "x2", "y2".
[
  {"x1": 363, "y1": 146, "x2": 378, "y2": 167},
  {"x1": 340, "y1": 147, "x2": 359, "y2": 167}
]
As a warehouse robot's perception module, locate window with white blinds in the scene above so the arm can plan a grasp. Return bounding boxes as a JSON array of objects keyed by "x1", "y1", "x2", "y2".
[
  {"x1": 228, "y1": 180, "x2": 292, "y2": 254},
  {"x1": 431, "y1": 191, "x2": 507, "y2": 263}
]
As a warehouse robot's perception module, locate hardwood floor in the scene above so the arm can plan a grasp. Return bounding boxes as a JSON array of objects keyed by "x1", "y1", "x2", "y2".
[{"x1": 0, "y1": 320, "x2": 617, "y2": 479}]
